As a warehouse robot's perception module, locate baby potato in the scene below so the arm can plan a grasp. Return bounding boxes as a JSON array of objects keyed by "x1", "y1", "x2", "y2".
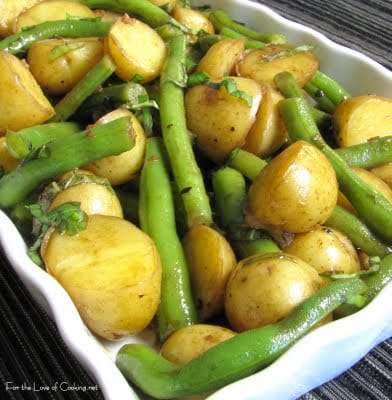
[
  {"x1": 236, "y1": 44, "x2": 319, "y2": 87},
  {"x1": 225, "y1": 253, "x2": 322, "y2": 331},
  {"x1": 182, "y1": 225, "x2": 237, "y2": 321},
  {"x1": 27, "y1": 38, "x2": 104, "y2": 95},
  {"x1": 41, "y1": 214, "x2": 162, "y2": 340},
  {"x1": 105, "y1": 15, "x2": 167, "y2": 83},
  {"x1": 337, "y1": 167, "x2": 392, "y2": 213},
  {"x1": 0, "y1": 50, "x2": 54, "y2": 134},
  {"x1": 13, "y1": 0, "x2": 95, "y2": 32},
  {"x1": 284, "y1": 226, "x2": 361, "y2": 279},
  {"x1": 371, "y1": 162, "x2": 392, "y2": 190},
  {"x1": 0, "y1": 136, "x2": 20, "y2": 172},
  {"x1": 83, "y1": 108, "x2": 146, "y2": 185},
  {"x1": 160, "y1": 324, "x2": 236, "y2": 364},
  {"x1": 185, "y1": 77, "x2": 263, "y2": 163},
  {"x1": 334, "y1": 95, "x2": 392, "y2": 147},
  {"x1": 48, "y1": 169, "x2": 124, "y2": 218},
  {"x1": 246, "y1": 140, "x2": 338, "y2": 233},
  {"x1": 196, "y1": 38, "x2": 246, "y2": 79},
  {"x1": 172, "y1": 7, "x2": 214, "y2": 42},
  {"x1": 242, "y1": 82, "x2": 288, "y2": 157},
  {"x1": 149, "y1": 0, "x2": 176, "y2": 12},
  {"x1": 0, "y1": 0, "x2": 43, "y2": 37}
]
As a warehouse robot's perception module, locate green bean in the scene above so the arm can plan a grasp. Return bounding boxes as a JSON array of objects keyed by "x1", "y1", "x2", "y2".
[
  {"x1": 0, "y1": 117, "x2": 134, "y2": 208},
  {"x1": 334, "y1": 136, "x2": 392, "y2": 168},
  {"x1": 220, "y1": 26, "x2": 266, "y2": 48},
  {"x1": 228, "y1": 149, "x2": 268, "y2": 180},
  {"x1": 208, "y1": 9, "x2": 287, "y2": 44},
  {"x1": 49, "y1": 55, "x2": 116, "y2": 122},
  {"x1": 362, "y1": 253, "x2": 392, "y2": 301},
  {"x1": 274, "y1": 71, "x2": 332, "y2": 128},
  {"x1": 302, "y1": 80, "x2": 337, "y2": 114},
  {"x1": 306, "y1": 70, "x2": 351, "y2": 106},
  {"x1": 116, "y1": 277, "x2": 367, "y2": 399},
  {"x1": 279, "y1": 97, "x2": 392, "y2": 243},
  {"x1": 160, "y1": 34, "x2": 212, "y2": 228},
  {"x1": 6, "y1": 122, "x2": 82, "y2": 159},
  {"x1": 211, "y1": 166, "x2": 279, "y2": 257},
  {"x1": 0, "y1": 18, "x2": 111, "y2": 56},
  {"x1": 139, "y1": 137, "x2": 197, "y2": 340},
  {"x1": 325, "y1": 205, "x2": 390, "y2": 258}
]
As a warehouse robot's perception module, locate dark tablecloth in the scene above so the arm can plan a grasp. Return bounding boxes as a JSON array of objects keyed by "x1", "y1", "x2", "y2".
[{"x1": 1, "y1": 1, "x2": 391, "y2": 399}]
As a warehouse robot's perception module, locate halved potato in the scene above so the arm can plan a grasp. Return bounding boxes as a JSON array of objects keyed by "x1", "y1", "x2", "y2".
[
  {"x1": 160, "y1": 324, "x2": 236, "y2": 364},
  {"x1": 13, "y1": 0, "x2": 95, "y2": 32},
  {"x1": 105, "y1": 15, "x2": 167, "y2": 83},
  {"x1": 182, "y1": 225, "x2": 237, "y2": 321},
  {"x1": 185, "y1": 76, "x2": 263, "y2": 163},
  {"x1": 334, "y1": 95, "x2": 392, "y2": 147},
  {"x1": 0, "y1": 0, "x2": 43, "y2": 37},
  {"x1": 371, "y1": 162, "x2": 392, "y2": 190},
  {"x1": 27, "y1": 37, "x2": 104, "y2": 95},
  {"x1": 41, "y1": 214, "x2": 162, "y2": 340},
  {"x1": 243, "y1": 82, "x2": 288, "y2": 157},
  {"x1": 83, "y1": 108, "x2": 146, "y2": 185},
  {"x1": 196, "y1": 38, "x2": 245, "y2": 79},
  {"x1": 172, "y1": 7, "x2": 214, "y2": 42},
  {"x1": 0, "y1": 50, "x2": 54, "y2": 134},
  {"x1": 0, "y1": 136, "x2": 20, "y2": 172},
  {"x1": 236, "y1": 44, "x2": 319, "y2": 87}
]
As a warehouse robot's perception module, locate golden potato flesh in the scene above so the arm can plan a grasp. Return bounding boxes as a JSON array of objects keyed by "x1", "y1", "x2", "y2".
[
  {"x1": 0, "y1": 50, "x2": 54, "y2": 134},
  {"x1": 105, "y1": 15, "x2": 167, "y2": 83},
  {"x1": 284, "y1": 226, "x2": 361, "y2": 278},
  {"x1": 13, "y1": 0, "x2": 95, "y2": 32},
  {"x1": 27, "y1": 38, "x2": 104, "y2": 95},
  {"x1": 246, "y1": 140, "x2": 338, "y2": 233},
  {"x1": 160, "y1": 324, "x2": 236, "y2": 364},
  {"x1": 371, "y1": 162, "x2": 392, "y2": 190},
  {"x1": 185, "y1": 77, "x2": 263, "y2": 163},
  {"x1": 334, "y1": 95, "x2": 392, "y2": 147},
  {"x1": 243, "y1": 82, "x2": 288, "y2": 157},
  {"x1": 83, "y1": 108, "x2": 146, "y2": 185},
  {"x1": 196, "y1": 38, "x2": 245, "y2": 80},
  {"x1": 182, "y1": 225, "x2": 237, "y2": 321},
  {"x1": 41, "y1": 214, "x2": 162, "y2": 340},
  {"x1": 225, "y1": 253, "x2": 322, "y2": 331},
  {"x1": 236, "y1": 44, "x2": 319, "y2": 88},
  {"x1": 337, "y1": 167, "x2": 392, "y2": 213},
  {"x1": 0, "y1": 0, "x2": 43, "y2": 37},
  {"x1": 172, "y1": 7, "x2": 214, "y2": 42},
  {"x1": 0, "y1": 136, "x2": 19, "y2": 172}
]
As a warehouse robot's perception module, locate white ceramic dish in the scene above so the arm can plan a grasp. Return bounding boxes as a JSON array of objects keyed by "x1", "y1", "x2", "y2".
[{"x1": 1, "y1": 0, "x2": 392, "y2": 399}]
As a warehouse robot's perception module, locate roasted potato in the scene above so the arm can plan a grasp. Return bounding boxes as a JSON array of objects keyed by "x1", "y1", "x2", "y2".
[
  {"x1": 0, "y1": 50, "x2": 54, "y2": 134},
  {"x1": 83, "y1": 108, "x2": 146, "y2": 185},
  {"x1": 0, "y1": 136, "x2": 20, "y2": 172},
  {"x1": 160, "y1": 324, "x2": 236, "y2": 364},
  {"x1": 13, "y1": 0, "x2": 95, "y2": 32},
  {"x1": 41, "y1": 214, "x2": 162, "y2": 340},
  {"x1": 236, "y1": 44, "x2": 319, "y2": 87},
  {"x1": 105, "y1": 15, "x2": 167, "y2": 83},
  {"x1": 172, "y1": 7, "x2": 214, "y2": 42},
  {"x1": 185, "y1": 76, "x2": 263, "y2": 163},
  {"x1": 334, "y1": 95, "x2": 392, "y2": 147},
  {"x1": 246, "y1": 140, "x2": 338, "y2": 233},
  {"x1": 27, "y1": 37, "x2": 104, "y2": 95},
  {"x1": 371, "y1": 162, "x2": 392, "y2": 190},
  {"x1": 225, "y1": 253, "x2": 322, "y2": 331},
  {"x1": 182, "y1": 225, "x2": 237, "y2": 321}
]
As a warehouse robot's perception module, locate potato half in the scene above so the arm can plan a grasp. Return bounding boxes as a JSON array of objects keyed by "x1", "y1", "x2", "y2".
[
  {"x1": 41, "y1": 214, "x2": 162, "y2": 340},
  {"x1": 0, "y1": 50, "x2": 54, "y2": 134}
]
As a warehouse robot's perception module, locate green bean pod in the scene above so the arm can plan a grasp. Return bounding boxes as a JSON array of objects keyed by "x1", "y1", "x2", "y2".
[
  {"x1": 0, "y1": 117, "x2": 134, "y2": 208},
  {"x1": 160, "y1": 34, "x2": 212, "y2": 228},
  {"x1": 279, "y1": 97, "x2": 392, "y2": 243},
  {"x1": 0, "y1": 18, "x2": 111, "y2": 56},
  {"x1": 139, "y1": 137, "x2": 197, "y2": 340},
  {"x1": 116, "y1": 277, "x2": 367, "y2": 399}
]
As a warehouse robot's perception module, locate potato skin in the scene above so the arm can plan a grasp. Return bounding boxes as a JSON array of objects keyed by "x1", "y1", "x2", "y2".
[
  {"x1": 41, "y1": 214, "x2": 162, "y2": 340},
  {"x1": 0, "y1": 50, "x2": 54, "y2": 134},
  {"x1": 27, "y1": 38, "x2": 104, "y2": 95},
  {"x1": 160, "y1": 324, "x2": 236, "y2": 364},
  {"x1": 246, "y1": 140, "x2": 338, "y2": 233},
  {"x1": 225, "y1": 253, "x2": 322, "y2": 331}
]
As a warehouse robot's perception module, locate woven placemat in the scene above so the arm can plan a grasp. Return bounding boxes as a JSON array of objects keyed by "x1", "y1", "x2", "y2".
[{"x1": 1, "y1": 1, "x2": 391, "y2": 399}]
